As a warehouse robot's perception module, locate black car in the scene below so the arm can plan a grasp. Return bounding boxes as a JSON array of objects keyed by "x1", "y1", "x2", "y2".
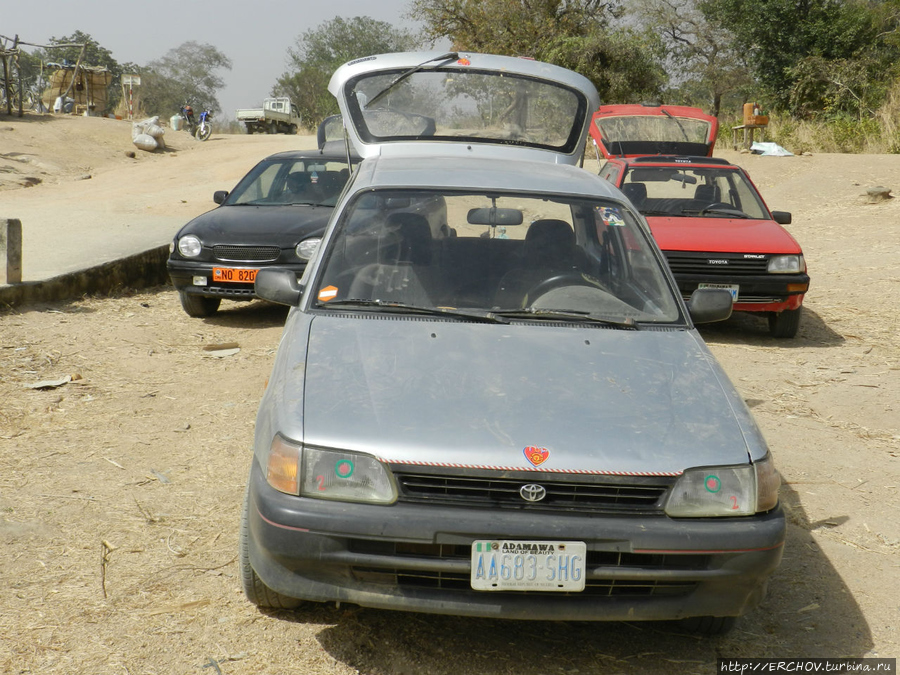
[{"x1": 167, "y1": 142, "x2": 358, "y2": 317}]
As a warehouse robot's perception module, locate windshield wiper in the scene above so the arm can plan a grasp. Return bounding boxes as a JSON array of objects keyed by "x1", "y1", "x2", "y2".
[
  {"x1": 661, "y1": 108, "x2": 690, "y2": 142},
  {"x1": 319, "y1": 298, "x2": 509, "y2": 323},
  {"x1": 682, "y1": 206, "x2": 750, "y2": 218},
  {"x1": 492, "y1": 308, "x2": 639, "y2": 329},
  {"x1": 365, "y1": 52, "x2": 459, "y2": 108}
]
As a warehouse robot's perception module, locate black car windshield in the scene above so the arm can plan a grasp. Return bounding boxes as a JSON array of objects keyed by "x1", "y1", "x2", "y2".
[
  {"x1": 310, "y1": 190, "x2": 682, "y2": 324},
  {"x1": 621, "y1": 166, "x2": 769, "y2": 219},
  {"x1": 226, "y1": 157, "x2": 355, "y2": 207}
]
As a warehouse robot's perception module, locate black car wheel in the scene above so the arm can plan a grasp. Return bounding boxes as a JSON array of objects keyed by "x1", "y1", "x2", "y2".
[
  {"x1": 768, "y1": 306, "x2": 801, "y2": 338},
  {"x1": 239, "y1": 481, "x2": 303, "y2": 609},
  {"x1": 179, "y1": 292, "x2": 221, "y2": 318}
]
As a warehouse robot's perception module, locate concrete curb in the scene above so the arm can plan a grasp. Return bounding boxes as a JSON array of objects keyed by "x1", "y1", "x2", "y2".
[{"x1": 0, "y1": 245, "x2": 170, "y2": 310}]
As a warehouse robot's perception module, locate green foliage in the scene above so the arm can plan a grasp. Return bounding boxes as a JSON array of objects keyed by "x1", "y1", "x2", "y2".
[
  {"x1": 274, "y1": 16, "x2": 419, "y2": 128},
  {"x1": 701, "y1": 0, "x2": 892, "y2": 117},
  {"x1": 408, "y1": 0, "x2": 664, "y2": 102},
  {"x1": 542, "y1": 30, "x2": 666, "y2": 103},
  {"x1": 140, "y1": 42, "x2": 232, "y2": 117}
]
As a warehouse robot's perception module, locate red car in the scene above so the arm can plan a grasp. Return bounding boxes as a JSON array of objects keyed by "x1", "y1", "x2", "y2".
[{"x1": 591, "y1": 104, "x2": 809, "y2": 338}]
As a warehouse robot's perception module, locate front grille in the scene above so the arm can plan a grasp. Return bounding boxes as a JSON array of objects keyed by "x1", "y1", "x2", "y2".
[
  {"x1": 204, "y1": 286, "x2": 257, "y2": 297},
  {"x1": 351, "y1": 567, "x2": 697, "y2": 597},
  {"x1": 664, "y1": 251, "x2": 769, "y2": 276},
  {"x1": 395, "y1": 472, "x2": 672, "y2": 514},
  {"x1": 213, "y1": 245, "x2": 280, "y2": 262}
]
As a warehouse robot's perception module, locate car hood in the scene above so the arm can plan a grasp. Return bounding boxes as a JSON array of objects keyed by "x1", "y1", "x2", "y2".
[
  {"x1": 285, "y1": 315, "x2": 761, "y2": 475},
  {"x1": 646, "y1": 216, "x2": 803, "y2": 254},
  {"x1": 178, "y1": 204, "x2": 333, "y2": 246}
]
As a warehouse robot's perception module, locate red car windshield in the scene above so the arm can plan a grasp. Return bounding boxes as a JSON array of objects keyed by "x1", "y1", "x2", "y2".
[{"x1": 621, "y1": 166, "x2": 769, "y2": 219}]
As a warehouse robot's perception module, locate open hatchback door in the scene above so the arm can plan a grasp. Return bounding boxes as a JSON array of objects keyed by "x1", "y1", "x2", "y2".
[
  {"x1": 328, "y1": 51, "x2": 600, "y2": 165},
  {"x1": 590, "y1": 104, "x2": 718, "y2": 159}
]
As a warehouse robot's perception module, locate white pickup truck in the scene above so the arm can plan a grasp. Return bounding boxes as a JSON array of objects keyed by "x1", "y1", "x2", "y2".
[{"x1": 235, "y1": 97, "x2": 301, "y2": 134}]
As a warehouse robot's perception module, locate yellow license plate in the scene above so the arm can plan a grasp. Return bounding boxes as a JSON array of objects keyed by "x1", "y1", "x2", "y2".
[{"x1": 213, "y1": 267, "x2": 258, "y2": 284}]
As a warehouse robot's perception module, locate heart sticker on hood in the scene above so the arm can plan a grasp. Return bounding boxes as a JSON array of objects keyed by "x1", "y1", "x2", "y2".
[{"x1": 523, "y1": 446, "x2": 550, "y2": 467}]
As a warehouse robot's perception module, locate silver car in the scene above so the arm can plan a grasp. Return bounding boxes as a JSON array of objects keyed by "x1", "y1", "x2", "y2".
[{"x1": 240, "y1": 52, "x2": 784, "y2": 635}]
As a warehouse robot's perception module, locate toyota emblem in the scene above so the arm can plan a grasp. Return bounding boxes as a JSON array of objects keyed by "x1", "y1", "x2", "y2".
[{"x1": 519, "y1": 484, "x2": 547, "y2": 502}]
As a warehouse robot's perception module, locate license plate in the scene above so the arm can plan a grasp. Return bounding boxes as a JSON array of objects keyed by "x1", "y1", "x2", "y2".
[
  {"x1": 471, "y1": 540, "x2": 586, "y2": 592},
  {"x1": 213, "y1": 267, "x2": 258, "y2": 284},
  {"x1": 698, "y1": 282, "x2": 739, "y2": 300}
]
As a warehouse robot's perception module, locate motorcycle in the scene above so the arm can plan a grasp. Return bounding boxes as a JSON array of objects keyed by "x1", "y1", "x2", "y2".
[
  {"x1": 179, "y1": 104, "x2": 212, "y2": 141},
  {"x1": 195, "y1": 109, "x2": 212, "y2": 141}
]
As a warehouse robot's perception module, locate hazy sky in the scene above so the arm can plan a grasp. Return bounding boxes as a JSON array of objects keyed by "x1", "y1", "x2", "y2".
[{"x1": 2, "y1": 0, "x2": 420, "y2": 119}]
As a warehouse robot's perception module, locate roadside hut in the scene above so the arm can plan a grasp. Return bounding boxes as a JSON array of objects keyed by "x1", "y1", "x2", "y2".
[{"x1": 43, "y1": 64, "x2": 112, "y2": 115}]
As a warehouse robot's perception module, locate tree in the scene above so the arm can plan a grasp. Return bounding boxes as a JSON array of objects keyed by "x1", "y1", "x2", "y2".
[
  {"x1": 702, "y1": 0, "x2": 885, "y2": 117},
  {"x1": 140, "y1": 41, "x2": 232, "y2": 117},
  {"x1": 408, "y1": 0, "x2": 666, "y2": 103},
  {"x1": 627, "y1": 0, "x2": 752, "y2": 116},
  {"x1": 274, "y1": 17, "x2": 419, "y2": 128}
]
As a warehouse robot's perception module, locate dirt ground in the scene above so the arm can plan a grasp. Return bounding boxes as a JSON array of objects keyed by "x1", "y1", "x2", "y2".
[{"x1": 0, "y1": 114, "x2": 898, "y2": 675}]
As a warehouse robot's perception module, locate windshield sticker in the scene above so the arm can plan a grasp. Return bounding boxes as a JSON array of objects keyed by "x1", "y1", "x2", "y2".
[
  {"x1": 599, "y1": 206, "x2": 625, "y2": 226},
  {"x1": 318, "y1": 285, "x2": 338, "y2": 302},
  {"x1": 524, "y1": 446, "x2": 550, "y2": 467}
]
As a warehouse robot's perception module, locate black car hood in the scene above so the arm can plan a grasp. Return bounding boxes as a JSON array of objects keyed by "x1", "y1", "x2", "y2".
[{"x1": 178, "y1": 204, "x2": 333, "y2": 247}]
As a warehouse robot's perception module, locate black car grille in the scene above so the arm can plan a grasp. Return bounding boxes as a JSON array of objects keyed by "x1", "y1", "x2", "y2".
[
  {"x1": 213, "y1": 245, "x2": 281, "y2": 262},
  {"x1": 664, "y1": 251, "x2": 769, "y2": 276},
  {"x1": 395, "y1": 471, "x2": 672, "y2": 514},
  {"x1": 348, "y1": 542, "x2": 704, "y2": 597}
]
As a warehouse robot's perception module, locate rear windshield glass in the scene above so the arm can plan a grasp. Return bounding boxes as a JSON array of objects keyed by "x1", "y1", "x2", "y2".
[{"x1": 345, "y1": 68, "x2": 587, "y2": 154}]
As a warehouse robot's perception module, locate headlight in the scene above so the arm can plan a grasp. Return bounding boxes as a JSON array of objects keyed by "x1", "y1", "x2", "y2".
[
  {"x1": 301, "y1": 447, "x2": 397, "y2": 504},
  {"x1": 177, "y1": 234, "x2": 202, "y2": 258},
  {"x1": 264, "y1": 435, "x2": 397, "y2": 504},
  {"x1": 767, "y1": 254, "x2": 805, "y2": 273},
  {"x1": 295, "y1": 237, "x2": 321, "y2": 261},
  {"x1": 665, "y1": 454, "x2": 780, "y2": 517}
]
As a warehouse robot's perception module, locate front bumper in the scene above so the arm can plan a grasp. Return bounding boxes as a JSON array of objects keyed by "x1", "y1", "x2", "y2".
[
  {"x1": 167, "y1": 259, "x2": 305, "y2": 301},
  {"x1": 245, "y1": 461, "x2": 785, "y2": 621},
  {"x1": 674, "y1": 272, "x2": 809, "y2": 313}
]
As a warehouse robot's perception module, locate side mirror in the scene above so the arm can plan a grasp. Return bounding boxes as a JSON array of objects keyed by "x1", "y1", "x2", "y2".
[
  {"x1": 214, "y1": 190, "x2": 229, "y2": 204},
  {"x1": 688, "y1": 288, "x2": 733, "y2": 324},
  {"x1": 771, "y1": 211, "x2": 792, "y2": 225},
  {"x1": 255, "y1": 268, "x2": 303, "y2": 306}
]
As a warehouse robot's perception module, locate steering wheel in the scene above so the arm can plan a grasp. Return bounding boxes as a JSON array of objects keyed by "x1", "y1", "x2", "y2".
[
  {"x1": 525, "y1": 272, "x2": 596, "y2": 304},
  {"x1": 699, "y1": 202, "x2": 746, "y2": 217}
]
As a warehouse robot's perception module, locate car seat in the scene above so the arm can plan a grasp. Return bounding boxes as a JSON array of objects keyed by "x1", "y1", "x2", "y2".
[
  {"x1": 694, "y1": 184, "x2": 721, "y2": 202},
  {"x1": 493, "y1": 219, "x2": 577, "y2": 308},
  {"x1": 621, "y1": 182, "x2": 647, "y2": 207},
  {"x1": 348, "y1": 212, "x2": 437, "y2": 305}
]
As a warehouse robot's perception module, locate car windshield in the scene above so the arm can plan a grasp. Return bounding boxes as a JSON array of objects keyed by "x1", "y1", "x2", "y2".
[
  {"x1": 310, "y1": 189, "x2": 682, "y2": 324},
  {"x1": 226, "y1": 157, "x2": 355, "y2": 207},
  {"x1": 345, "y1": 68, "x2": 585, "y2": 154},
  {"x1": 621, "y1": 166, "x2": 769, "y2": 219}
]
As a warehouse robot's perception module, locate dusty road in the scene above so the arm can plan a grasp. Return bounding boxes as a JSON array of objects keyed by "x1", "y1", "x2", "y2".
[{"x1": 1, "y1": 115, "x2": 898, "y2": 674}]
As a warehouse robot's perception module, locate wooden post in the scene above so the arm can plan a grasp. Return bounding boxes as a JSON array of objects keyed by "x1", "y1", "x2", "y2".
[{"x1": 1, "y1": 218, "x2": 23, "y2": 284}]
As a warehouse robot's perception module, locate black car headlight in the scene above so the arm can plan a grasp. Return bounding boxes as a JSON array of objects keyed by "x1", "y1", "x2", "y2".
[
  {"x1": 177, "y1": 235, "x2": 202, "y2": 258},
  {"x1": 295, "y1": 237, "x2": 321, "y2": 261}
]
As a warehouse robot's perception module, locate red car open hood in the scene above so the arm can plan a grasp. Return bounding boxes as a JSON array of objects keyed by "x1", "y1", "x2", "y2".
[
  {"x1": 646, "y1": 215, "x2": 803, "y2": 254},
  {"x1": 590, "y1": 104, "x2": 718, "y2": 159}
]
